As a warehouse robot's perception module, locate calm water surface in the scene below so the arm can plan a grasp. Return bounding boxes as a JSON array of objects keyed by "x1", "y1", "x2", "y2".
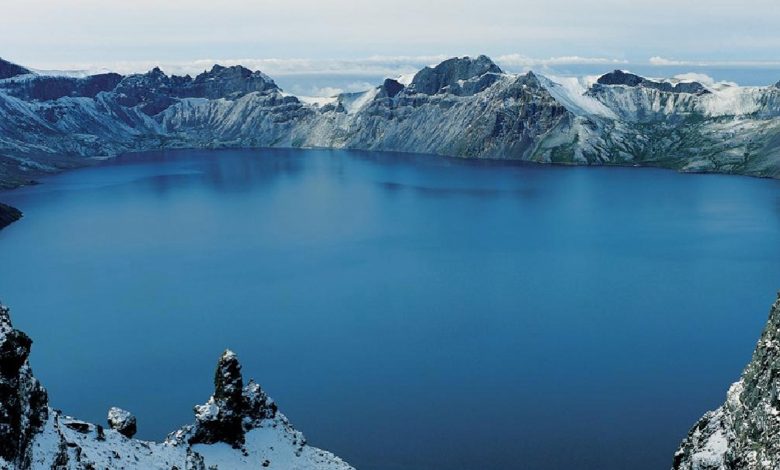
[{"x1": 1, "y1": 149, "x2": 780, "y2": 470}]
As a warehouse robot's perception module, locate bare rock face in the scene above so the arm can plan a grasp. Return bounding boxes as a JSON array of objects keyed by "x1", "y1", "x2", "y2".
[
  {"x1": 107, "y1": 407, "x2": 137, "y2": 438},
  {"x1": 0, "y1": 57, "x2": 30, "y2": 79},
  {"x1": 184, "y1": 349, "x2": 277, "y2": 448},
  {"x1": 0, "y1": 303, "x2": 48, "y2": 468},
  {"x1": 409, "y1": 55, "x2": 502, "y2": 96},
  {"x1": 673, "y1": 293, "x2": 780, "y2": 469},
  {"x1": 597, "y1": 70, "x2": 710, "y2": 95}
]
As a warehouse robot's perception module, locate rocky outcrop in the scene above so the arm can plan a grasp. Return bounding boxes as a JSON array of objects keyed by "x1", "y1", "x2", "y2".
[
  {"x1": 0, "y1": 304, "x2": 48, "y2": 468},
  {"x1": 0, "y1": 301, "x2": 352, "y2": 469},
  {"x1": 106, "y1": 407, "x2": 136, "y2": 438},
  {"x1": 673, "y1": 293, "x2": 780, "y2": 470},
  {"x1": 0, "y1": 58, "x2": 30, "y2": 80},
  {"x1": 179, "y1": 349, "x2": 277, "y2": 448},
  {"x1": 0, "y1": 203, "x2": 22, "y2": 230},
  {"x1": 597, "y1": 70, "x2": 710, "y2": 95},
  {"x1": 408, "y1": 55, "x2": 502, "y2": 96},
  {"x1": 1, "y1": 73, "x2": 123, "y2": 101}
]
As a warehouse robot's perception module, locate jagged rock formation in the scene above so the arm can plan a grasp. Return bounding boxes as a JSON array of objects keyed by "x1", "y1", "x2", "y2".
[
  {"x1": 178, "y1": 349, "x2": 278, "y2": 448},
  {"x1": 1, "y1": 54, "x2": 780, "y2": 188},
  {"x1": 107, "y1": 407, "x2": 136, "y2": 438},
  {"x1": 406, "y1": 54, "x2": 502, "y2": 95},
  {"x1": 597, "y1": 70, "x2": 710, "y2": 95},
  {"x1": 0, "y1": 304, "x2": 48, "y2": 469},
  {"x1": 0, "y1": 302, "x2": 353, "y2": 469},
  {"x1": 673, "y1": 293, "x2": 780, "y2": 470},
  {"x1": 0, "y1": 203, "x2": 22, "y2": 230}
]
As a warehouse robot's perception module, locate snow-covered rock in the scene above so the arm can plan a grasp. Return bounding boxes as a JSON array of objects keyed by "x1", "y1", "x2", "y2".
[
  {"x1": 673, "y1": 293, "x2": 780, "y2": 470},
  {"x1": 107, "y1": 407, "x2": 137, "y2": 438},
  {"x1": 0, "y1": 301, "x2": 353, "y2": 470}
]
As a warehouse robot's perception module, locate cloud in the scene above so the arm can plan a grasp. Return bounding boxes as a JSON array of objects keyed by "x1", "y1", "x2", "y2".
[
  {"x1": 496, "y1": 55, "x2": 628, "y2": 68},
  {"x1": 649, "y1": 56, "x2": 690, "y2": 66},
  {"x1": 30, "y1": 54, "x2": 639, "y2": 78},
  {"x1": 649, "y1": 56, "x2": 780, "y2": 67}
]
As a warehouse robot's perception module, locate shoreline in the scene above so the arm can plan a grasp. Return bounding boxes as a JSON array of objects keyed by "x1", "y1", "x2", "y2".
[{"x1": 0, "y1": 202, "x2": 22, "y2": 230}]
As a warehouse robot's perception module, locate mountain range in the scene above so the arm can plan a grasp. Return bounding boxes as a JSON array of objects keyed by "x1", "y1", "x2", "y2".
[{"x1": 1, "y1": 54, "x2": 780, "y2": 190}]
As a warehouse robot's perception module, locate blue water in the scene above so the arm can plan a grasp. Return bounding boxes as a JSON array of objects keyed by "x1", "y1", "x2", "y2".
[{"x1": 1, "y1": 149, "x2": 780, "y2": 470}]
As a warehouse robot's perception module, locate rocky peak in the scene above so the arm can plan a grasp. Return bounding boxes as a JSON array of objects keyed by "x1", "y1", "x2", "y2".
[
  {"x1": 597, "y1": 70, "x2": 645, "y2": 87},
  {"x1": 181, "y1": 349, "x2": 277, "y2": 448},
  {"x1": 0, "y1": 303, "x2": 48, "y2": 468},
  {"x1": 409, "y1": 55, "x2": 503, "y2": 96},
  {"x1": 596, "y1": 69, "x2": 710, "y2": 95},
  {"x1": 187, "y1": 64, "x2": 278, "y2": 99},
  {"x1": 0, "y1": 58, "x2": 31, "y2": 80},
  {"x1": 378, "y1": 78, "x2": 404, "y2": 98},
  {"x1": 674, "y1": 292, "x2": 780, "y2": 469}
]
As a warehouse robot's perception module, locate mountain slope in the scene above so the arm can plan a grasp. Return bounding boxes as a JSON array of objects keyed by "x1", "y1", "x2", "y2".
[
  {"x1": 0, "y1": 56, "x2": 780, "y2": 188},
  {"x1": 673, "y1": 293, "x2": 780, "y2": 470},
  {"x1": 0, "y1": 302, "x2": 353, "y2": 470}
]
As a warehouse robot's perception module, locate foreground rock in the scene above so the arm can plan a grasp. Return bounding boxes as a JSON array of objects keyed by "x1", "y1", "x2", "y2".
[
  {"x1": 673, "y1": 293, "x2": 780, "y2": 469},
  {"x1": 0, "y1": 301, "x2": 353, "y2": 469},
  {"x1": 0, "y1": 203, "x2": 22, "y2": 230},
  {"x1": 107, "y1": 407, "x2": 137, "y2": 438}
]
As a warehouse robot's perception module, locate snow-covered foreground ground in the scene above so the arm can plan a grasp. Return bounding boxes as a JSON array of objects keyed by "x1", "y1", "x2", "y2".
[{"x1": 0, "y1": 302, "x2": 354, "y2": 470}]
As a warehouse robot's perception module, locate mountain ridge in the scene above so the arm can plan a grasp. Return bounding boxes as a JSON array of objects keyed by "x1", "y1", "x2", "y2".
[{"x1": 1, "y1": 54, "x2": 780, "y2": 189}]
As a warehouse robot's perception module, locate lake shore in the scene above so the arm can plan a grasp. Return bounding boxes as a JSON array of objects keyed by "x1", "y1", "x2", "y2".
[{"x1": 0, "y1": 202, "x2": 21, "y2": 230}]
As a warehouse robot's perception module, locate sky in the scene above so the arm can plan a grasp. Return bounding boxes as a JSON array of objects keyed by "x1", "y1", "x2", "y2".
[{"x1": 2, "y1": 0, "x2": 780, "y2": 90}]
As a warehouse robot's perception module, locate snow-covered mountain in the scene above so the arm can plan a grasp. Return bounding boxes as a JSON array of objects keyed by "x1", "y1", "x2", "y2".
[
  {"x1": 1, "y1": 54, "x2": 780, "y2": 189},
  {"x1": 0, "y1": 302, "x2": 353, "y2": 470}
]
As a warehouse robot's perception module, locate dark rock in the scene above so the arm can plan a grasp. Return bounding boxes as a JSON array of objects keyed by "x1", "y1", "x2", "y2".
[
  {"x1": 187, "y1": 350, "x2": 276, "y2": 448},
  {"x1": 673, "y1": 292, "x2": 780, "y2": 469},
  {"x1": 597, "y1": 70, "x2": 710, "y2": 95},
  {"x1": 597, "y1": 70, "x2": 645, "y2": 87},
  {"x1": 0, "y1": 73, "x2": 123, "y2": 101},
  {"x1": 0, "y1": 203, "x2": 22, "y2": 230},
  {"x1": 409, "y1": 55, "x2": 502, "y2": 95},
  {"x1": 184, "y1": 65, "x2": 278, "y2": 100},
  {"x1": 63, "y1": 421, "x2": 91, "y2": 433},
  {"x1": 107, "y1": 407, "x2": 137, "y2": 438},
  {"x1": 378, "y1": 79, "x2": 404, "y2": 98},
  {"x1": 112, "y1": 65, "x2": 279, "y2": 115},
  {"x1": 0, "y1": 58, "x2": 31, "y2": 80},
  {"x1": 0, "y1": 303, "x2": 49, "y2": 468}
]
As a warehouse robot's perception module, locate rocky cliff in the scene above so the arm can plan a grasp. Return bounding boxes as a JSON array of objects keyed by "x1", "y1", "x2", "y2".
[
  {"x1": 0, "y1": 203, "x2": 21, "y2": 230},
  {"x1": 1, "y1": 55, "x2": 780, "y2": 188},
  {"x1": 0, "y1": 301, "x2": 353, "y2": 470},
  {"x1": 673, "y1": 293, "x2": 780, "y2": 470}
]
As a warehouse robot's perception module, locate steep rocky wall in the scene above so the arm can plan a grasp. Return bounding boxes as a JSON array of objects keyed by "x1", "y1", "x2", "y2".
[{"x1": 674, "y1": 293, "x2": 780, "y2": 470}]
